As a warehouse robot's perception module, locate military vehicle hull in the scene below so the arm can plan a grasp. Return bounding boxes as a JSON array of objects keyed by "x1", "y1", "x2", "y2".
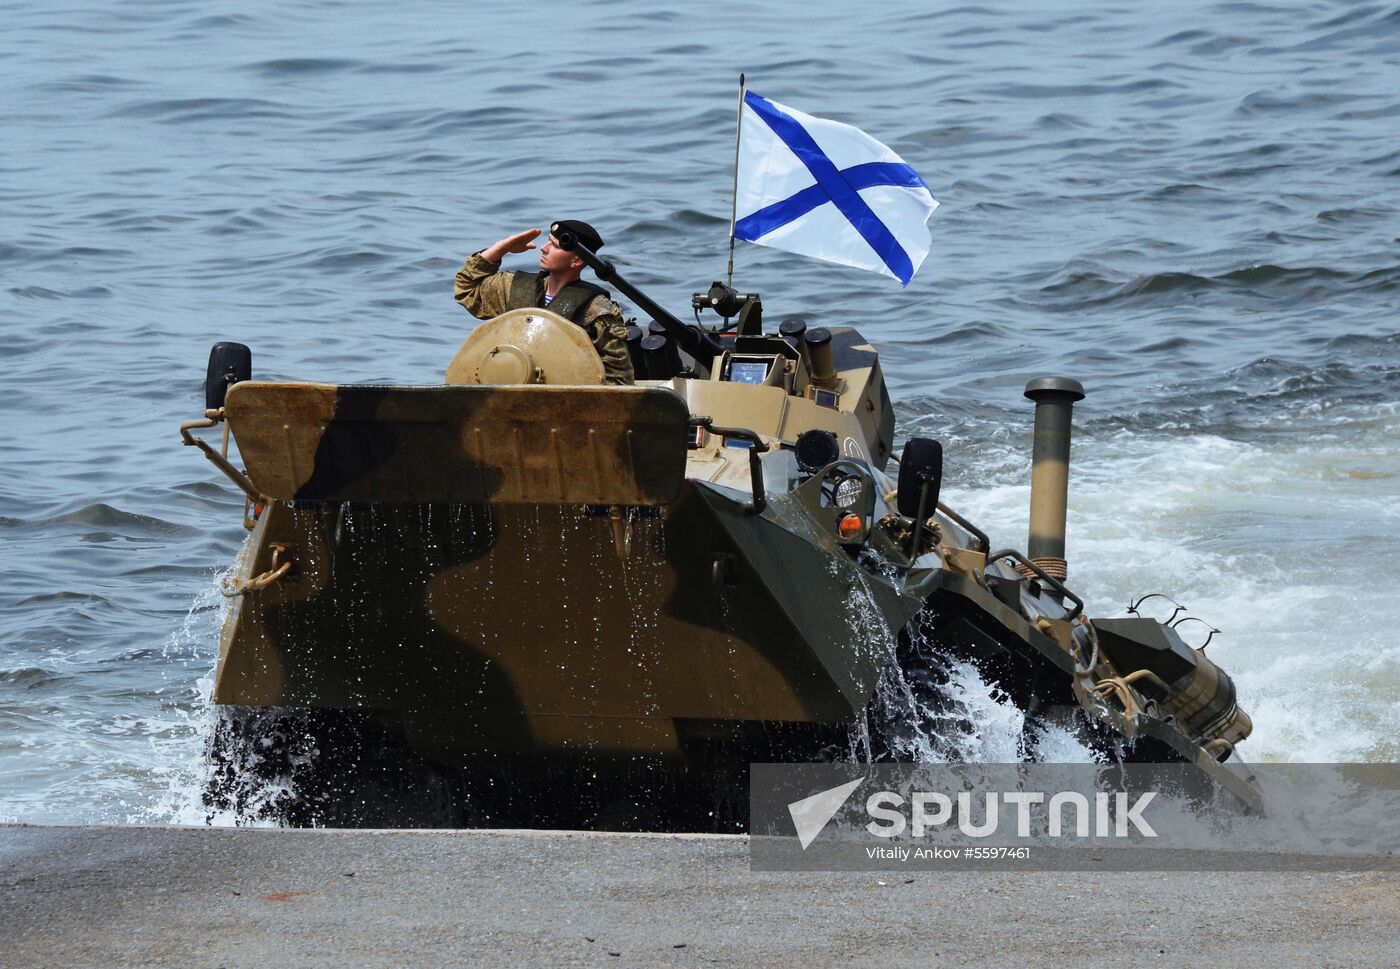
[
  {"x1": 188, "y1": 305, "x2": 1259, "y2": 827},
  {"x1": 216, "y1": 486, "x2": 916, "y2": 754}
]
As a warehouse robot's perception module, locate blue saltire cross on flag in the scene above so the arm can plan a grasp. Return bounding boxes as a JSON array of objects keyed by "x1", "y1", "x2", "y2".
[{"x1": 734, "y1": 92, "x2": 938, "y2": 286}]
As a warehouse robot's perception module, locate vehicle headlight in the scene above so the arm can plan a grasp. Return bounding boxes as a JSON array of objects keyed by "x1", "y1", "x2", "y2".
[{"x1": 833, "y1": 476, "x2": 863, "y2": 509}]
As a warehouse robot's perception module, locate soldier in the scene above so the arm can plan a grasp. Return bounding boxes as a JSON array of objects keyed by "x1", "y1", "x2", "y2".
[{"x1": 454, "y1": 220, "x2": 635, "y2": 385}]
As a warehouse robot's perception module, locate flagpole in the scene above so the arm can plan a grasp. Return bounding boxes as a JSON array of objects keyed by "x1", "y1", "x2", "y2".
[{"x1": 726, "y1": 72, "x2": 745, "y2": 290}]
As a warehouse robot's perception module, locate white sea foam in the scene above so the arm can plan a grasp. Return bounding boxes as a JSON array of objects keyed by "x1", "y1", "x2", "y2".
[
  {"x1": 944, "y1": 409, "x2": 1400, "y2": 764},
  {"x1": 136, "y1": 561, "x2": 287, "y2": 828}
]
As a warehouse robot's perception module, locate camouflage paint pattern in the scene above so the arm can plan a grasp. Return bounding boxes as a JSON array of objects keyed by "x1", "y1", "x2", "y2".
[{"x1": 224, "y1": 383, "x2": 687, "y2": 506}]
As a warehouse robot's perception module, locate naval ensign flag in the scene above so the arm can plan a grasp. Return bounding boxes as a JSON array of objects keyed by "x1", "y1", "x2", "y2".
[{"x1": 734, "y1": 92, "x2": 938, "y2": 286}]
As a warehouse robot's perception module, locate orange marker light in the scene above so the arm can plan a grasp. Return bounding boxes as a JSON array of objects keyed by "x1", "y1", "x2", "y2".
[{"x1": 837, "y1": 514, "x2": 863, "y2": 540}]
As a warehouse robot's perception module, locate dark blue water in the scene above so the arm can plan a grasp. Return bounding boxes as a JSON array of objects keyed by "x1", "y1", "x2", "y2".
[{"x1": 3, "y1": 1, "x2": 1397, "y2": 823}]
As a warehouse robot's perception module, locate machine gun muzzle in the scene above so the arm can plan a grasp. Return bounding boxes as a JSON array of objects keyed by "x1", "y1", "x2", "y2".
[{"x1": 555, "y1": 230, "x2": 724, "y2": 372}]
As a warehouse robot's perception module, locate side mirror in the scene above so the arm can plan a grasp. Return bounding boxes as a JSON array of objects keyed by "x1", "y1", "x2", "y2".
[
  {"x1": 896, "y1": 437, "x2": 942, "y2": 519},
  {"x1": 205, "y1": 342, "x2": 252, "y2": 411}
]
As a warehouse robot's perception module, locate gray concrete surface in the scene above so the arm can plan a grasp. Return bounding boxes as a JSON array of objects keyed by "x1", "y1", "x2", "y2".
[{"x1": 1, "y1": 823, "x2": 1396, "y2": 968}]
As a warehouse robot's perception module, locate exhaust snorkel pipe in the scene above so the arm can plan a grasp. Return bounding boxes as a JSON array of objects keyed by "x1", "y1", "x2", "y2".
[
  {"x1": 555, "y1": 230, "x2": 724, "y2": 375},
  {"x1": 1023, "y1": 376, "x2": 1085, "y2": 581}
]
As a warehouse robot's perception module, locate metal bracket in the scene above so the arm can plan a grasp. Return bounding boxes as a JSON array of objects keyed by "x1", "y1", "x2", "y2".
[
  {"x1": 1127, "y1": 593, "x2": 1186, "y2": 624},
  {"x1": 1169, "y1": 615, "x2": 1221, "y2": 652},
  {"x1": 701, "y1": 419, "x2": 767, "y2": 514},
  {"x1": 180, "y1": 415, "x2": 263, "y2": 504},
  {"x1": 935, "y1": 501, "x2": 989, "y2": 553},
  {"x1": 222, "y1": 543, "x2": 293, "y2": 597},
  {"x1": 985, "y1": 548, "x2": 1084, "y2": 621}
]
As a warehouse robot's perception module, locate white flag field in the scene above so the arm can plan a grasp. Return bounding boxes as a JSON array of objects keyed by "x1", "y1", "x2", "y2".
[{"x1": 734, "y1": 92, "x2": 939, "y2": 287}]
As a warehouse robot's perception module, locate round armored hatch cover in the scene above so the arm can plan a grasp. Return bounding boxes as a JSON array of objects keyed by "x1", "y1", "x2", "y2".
[
  {"x1": 446, "y1": 308, "x2": 605, "y2": 385},
  {"x1": 476, "y1": 344, "x2": 537, "y2": 385}
]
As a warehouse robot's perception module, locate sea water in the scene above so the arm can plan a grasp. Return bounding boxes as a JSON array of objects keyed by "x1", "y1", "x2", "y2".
[{"x1": 2, "y1": 0, "x2": 1396, "y2": 823}]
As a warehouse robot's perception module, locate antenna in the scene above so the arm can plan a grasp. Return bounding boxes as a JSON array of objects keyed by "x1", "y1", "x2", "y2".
[{"x1": 726, "y1": 73, "x2": 746, "y2": 290}]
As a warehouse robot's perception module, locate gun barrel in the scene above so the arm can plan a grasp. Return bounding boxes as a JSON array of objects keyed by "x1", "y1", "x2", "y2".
[{"x1": 556, "y1": 232, "x2": 723, "y2": 371}]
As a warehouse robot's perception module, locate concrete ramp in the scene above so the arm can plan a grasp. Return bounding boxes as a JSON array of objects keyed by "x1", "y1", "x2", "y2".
[{"x1": 1, "y1": 824, "x2": 1395, "y2": 968}]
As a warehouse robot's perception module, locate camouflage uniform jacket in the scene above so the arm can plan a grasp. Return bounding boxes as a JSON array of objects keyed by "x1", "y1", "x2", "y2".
[{"x1": 454, "y1": 252, "x2": 635, "y2": 385}]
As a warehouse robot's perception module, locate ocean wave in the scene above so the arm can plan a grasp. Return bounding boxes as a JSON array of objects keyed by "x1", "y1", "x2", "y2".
[
  {"x1": 242, "y1": 57, "x2": 362, "y2": 77},
  {"x1": 15, "y1": 591, "x2": 116, "y2": 608},
  {"x1": 314, "y1": 106, "x2": 536, "y2": 137},
  {"x1": 24, "y1": 504, "x2": 198, "y2": 537},
  {"x1": 1236, "y1": 90, "x2": 1373, "y2": 116},
  {"x1": 185, "y1": 14, "x2": 255, "y2": 30},
  {"x1": 109, "y1": 97, "x2": 297, "y2": 122},
  {"x1": 1025, "y1": 263, "x2": 1398, "y2": 311},
  {"x1": 0, "y1": 667, "x2": 69, "y2": 690},
  {"x1": 30, "y1": 74, "x2": 142, "y2": 94},
  {"x1": 896, "y1": 341, "x2": 1400, "y2": 447}
]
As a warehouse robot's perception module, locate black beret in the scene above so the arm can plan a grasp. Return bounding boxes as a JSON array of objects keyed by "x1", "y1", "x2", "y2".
[{"x1": 551, "y1": 219, "x2": 604, "y2": 252}]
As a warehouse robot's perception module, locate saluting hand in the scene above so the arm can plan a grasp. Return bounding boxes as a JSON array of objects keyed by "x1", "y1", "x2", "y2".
[{"x1": 482, "y1": 228, "x2": 541, "y2": 263}]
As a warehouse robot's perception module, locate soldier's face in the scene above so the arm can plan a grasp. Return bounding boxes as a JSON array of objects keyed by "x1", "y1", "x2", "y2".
[{"x1": 539, "y1": 234, "x2": 583, "y2": 274}]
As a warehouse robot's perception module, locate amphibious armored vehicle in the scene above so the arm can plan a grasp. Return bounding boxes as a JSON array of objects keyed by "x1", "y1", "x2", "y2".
[{"x1": 182, "y1": 233, "x2": 1257, "y2": 828}]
